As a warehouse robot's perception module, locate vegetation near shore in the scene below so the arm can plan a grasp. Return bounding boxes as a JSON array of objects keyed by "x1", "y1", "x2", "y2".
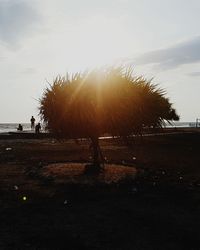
[{"x1": 39, "y1": 67, "x2": 179, "y2": 169}]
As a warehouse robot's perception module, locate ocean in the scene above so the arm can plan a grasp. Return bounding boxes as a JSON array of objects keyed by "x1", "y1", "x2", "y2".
[
  {"x1": 0, "y1": 122, "x2": 199, "y2": 134},
  {"x1": 0, "y1": 123, "x2": 31, "y2": 133}
]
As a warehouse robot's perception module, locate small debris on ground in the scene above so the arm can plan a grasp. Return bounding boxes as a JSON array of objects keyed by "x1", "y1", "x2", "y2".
[{"x1": 5, "y1": 147, "x2": 12, "y2": 151}]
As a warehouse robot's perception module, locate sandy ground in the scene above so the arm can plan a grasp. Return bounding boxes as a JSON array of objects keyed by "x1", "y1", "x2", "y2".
[{"x1": 0, "y1": 131, "x2": 200, "y2": 249}]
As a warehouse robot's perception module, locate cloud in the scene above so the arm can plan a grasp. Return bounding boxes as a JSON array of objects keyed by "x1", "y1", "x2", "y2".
[
  {"x1": 133, "y1": 36, "x2": 200, "y2": 70},
  {"x1": 22, "y1": 67, "x2": 37, "y2": 74},
  {"x1": 188, "y1": 71, "x2": 200, "y2": 77},
  {"x1": 0, "y1": 0, "x2": 40, "y2": 47}
]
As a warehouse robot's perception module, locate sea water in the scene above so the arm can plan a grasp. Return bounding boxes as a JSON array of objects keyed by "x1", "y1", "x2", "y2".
[
  {"x1": 0, "y1": 122, "x2": 198, "y2": 134},
  {"x1": 0, "y1": 123, "x2": 31, "y2": 133},
  {"x1": 167, "y1": 121, "x2": 198, "y2": 128}
]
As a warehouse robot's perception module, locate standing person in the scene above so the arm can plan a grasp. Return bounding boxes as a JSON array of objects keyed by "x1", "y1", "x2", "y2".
[{"x1": 30, "y1": 116, "x2": 35, "y2": 130}]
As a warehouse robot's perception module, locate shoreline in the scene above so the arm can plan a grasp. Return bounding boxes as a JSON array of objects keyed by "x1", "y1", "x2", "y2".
[{"x1": 0, "y1": 126, "x2": 199, "y2": 140}]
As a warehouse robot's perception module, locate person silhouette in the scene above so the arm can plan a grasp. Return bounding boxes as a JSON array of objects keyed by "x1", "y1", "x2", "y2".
[
  {"x1": 35, "y1": 123, "x2": 41, "y2": 134},
  {"x1": 17, "y1": 124, "x2": 23, "y2": 131},
  {"x1": 30, "y1": 116, "x2": 35, "y2": 130}
]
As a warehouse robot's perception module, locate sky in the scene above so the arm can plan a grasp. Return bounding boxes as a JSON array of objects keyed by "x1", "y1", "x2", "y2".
[{"x1": 0, "y1": 0, "x2": 200, "y2": 122}]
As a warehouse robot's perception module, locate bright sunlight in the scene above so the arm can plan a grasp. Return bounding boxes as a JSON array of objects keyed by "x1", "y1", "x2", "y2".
[{"x1": 67, "y1": 16, "x2": 132, "y2": 69}]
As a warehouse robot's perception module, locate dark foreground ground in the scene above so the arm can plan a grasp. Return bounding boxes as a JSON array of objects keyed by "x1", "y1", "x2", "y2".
[{"x1": 0, "y1": 130, "x2": 200, "y2": 249}]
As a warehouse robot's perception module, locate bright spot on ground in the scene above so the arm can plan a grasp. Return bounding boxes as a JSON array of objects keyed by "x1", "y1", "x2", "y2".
[{"x1": 23, "y1": 196, "x2": 27, "y2": 201}]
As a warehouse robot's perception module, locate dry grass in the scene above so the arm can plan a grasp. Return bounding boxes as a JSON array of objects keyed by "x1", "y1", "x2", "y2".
[{"x1": 42, "y1": 163, "x2": 137, "y2": 185}]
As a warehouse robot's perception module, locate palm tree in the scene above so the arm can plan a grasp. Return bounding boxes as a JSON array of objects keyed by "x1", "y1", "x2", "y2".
[{"x1": 39, "y1": 68, "x2": 179, "y2": 169}]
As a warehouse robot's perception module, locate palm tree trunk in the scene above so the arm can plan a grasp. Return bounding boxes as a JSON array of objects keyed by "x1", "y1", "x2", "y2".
[{"x1": 91, "y1": 136, "x2": 100, "y2": 168}]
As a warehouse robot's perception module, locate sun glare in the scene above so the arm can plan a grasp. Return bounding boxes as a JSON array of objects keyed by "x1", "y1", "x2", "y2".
[{"x1": 69, "y1": 16, "x2": 130, "y2": 69}]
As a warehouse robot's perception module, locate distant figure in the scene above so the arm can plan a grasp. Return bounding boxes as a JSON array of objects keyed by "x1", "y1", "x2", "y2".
[
  {"x1": 31, "y1": 116, "x2": 35, "y2": 129},
  {"x1": 17, "y1": 124, "x2": 23, "y2": 131},
  {"x1": 35, "y1": 123, "x2": 41, "y2": 134}
]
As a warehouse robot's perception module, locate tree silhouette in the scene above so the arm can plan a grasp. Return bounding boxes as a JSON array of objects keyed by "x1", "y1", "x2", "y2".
[{"x1": 39, "y1": 68, "x2": 179, "y2": 169}]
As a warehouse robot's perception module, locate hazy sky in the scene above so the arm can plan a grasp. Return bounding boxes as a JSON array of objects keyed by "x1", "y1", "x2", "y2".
[{"x1": 0, "y1": 0, "x2": 200, "y2": 122}]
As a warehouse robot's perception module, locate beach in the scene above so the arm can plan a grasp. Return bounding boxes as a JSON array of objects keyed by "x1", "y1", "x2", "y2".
[{"x1": 0, "y1": 130, "x2": 200, "y2": 249}]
